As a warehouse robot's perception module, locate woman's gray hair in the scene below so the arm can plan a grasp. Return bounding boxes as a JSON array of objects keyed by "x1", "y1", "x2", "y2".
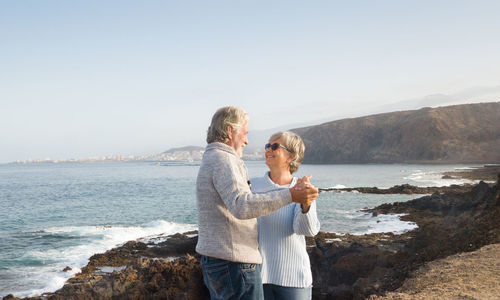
[
  {"x1": 269, "y1": 131, "x2": 305, "y2": 174},
  {"x1": 206, "y1": 106, "x2": 248, "y2": 144}
]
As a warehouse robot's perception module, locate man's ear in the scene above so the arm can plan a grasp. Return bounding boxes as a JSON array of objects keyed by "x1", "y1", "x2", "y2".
[{"x1": 227, "y1": 125, "x2": 233, "y2": 140}]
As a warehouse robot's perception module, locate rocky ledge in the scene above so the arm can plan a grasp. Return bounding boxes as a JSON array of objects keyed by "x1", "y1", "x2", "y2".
[
  {"x1": 319, "y1": 165, "x2": 499, "y2": 195},
  {"x1": 442, "y1": 164, "x2": 500, "y2": 182},
  {"x1": 4, "y1": 179, "x2": 499, "y2": 300},
  {"x1": 318, "y1": 183, "x2": 474, "y2": 194}
]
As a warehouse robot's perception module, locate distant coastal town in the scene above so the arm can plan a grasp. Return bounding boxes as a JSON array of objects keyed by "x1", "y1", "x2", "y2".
[{"x1": 15, "y1": 154, "x2": 164, "y2": 164}]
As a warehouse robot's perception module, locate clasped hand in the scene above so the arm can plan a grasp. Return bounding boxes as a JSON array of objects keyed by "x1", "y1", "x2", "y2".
[{"x1": 289, "y1": 175, "x2": 319, "y2": 211}]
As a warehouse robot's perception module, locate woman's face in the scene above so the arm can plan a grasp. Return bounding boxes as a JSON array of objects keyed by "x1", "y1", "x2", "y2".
[{"x1": 265, "y1": 137, "x2": 293, "y2": 172}]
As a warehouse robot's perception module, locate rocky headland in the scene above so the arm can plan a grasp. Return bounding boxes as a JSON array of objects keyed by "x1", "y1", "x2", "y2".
[
  {"x1": 292, "y1": 102, "x2": 500, "y2": 164},
  {"x1": 3, "y1": 170, "x2": 499, "y2": 300}
]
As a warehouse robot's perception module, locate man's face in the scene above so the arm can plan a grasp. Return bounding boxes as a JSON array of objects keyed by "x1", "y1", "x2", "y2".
[{"x1": 228, "y1": 120, "x2": 249, "y2": 157}]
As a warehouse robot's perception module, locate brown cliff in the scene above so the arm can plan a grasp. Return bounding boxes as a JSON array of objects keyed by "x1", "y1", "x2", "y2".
[{"x1": 292, "y1": 102, "x2": 500, "y2": 163}]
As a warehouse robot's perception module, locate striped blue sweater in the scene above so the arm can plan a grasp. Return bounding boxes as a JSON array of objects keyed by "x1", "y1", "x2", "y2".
[{"x1": 250, "y1": 173, "x2": 320, "y2": 288}]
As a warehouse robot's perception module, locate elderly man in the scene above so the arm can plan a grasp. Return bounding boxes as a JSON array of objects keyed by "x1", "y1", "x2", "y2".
[{"x1": 196, "y1": 106, "x2": 319, "y2": 300}]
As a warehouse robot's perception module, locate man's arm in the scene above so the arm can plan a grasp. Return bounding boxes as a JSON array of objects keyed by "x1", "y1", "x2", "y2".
[{"x1": 213, "y1": 157, "x2": 293, "y2": 219}]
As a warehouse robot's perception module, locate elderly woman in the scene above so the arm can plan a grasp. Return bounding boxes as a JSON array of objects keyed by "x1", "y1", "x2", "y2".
[{"x1": 250, "y1": 131, "x2": 320, "y2": 300}]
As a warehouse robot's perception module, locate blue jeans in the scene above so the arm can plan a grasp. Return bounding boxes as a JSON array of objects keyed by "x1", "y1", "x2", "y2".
[
  {"x1": 201, "y1": 256, "x2": 264, "y2": 300},
  {"x1": 263, "y1": 284, "x2": 312, "y2": 300}
]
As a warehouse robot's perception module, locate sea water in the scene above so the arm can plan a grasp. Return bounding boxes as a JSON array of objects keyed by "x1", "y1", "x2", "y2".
[{"x1": 0, "y1": 161, "x2": 479, "y2": 297}]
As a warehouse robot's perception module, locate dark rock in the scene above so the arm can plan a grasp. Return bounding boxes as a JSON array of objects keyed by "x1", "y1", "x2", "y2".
[
  {"x1": 310, "y1": 180, "x2": 499, "y2": 299},
  {"x1": 62, "y1": 266, "x2": 72, "y2": 272}
]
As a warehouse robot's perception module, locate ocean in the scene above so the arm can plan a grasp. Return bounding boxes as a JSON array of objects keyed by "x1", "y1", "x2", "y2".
[{"x1": 0, "y1": 161, "x2": 479, "y2": 297}]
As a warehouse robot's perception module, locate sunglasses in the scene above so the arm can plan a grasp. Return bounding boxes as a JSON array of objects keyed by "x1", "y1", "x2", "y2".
[{"x1": 265, "y1": 143, "x2": 292, "y2": 153}]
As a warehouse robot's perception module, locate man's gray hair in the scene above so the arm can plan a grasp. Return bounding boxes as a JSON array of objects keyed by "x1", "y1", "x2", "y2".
[
  {"x1": 269, "y1": 131, "x2": 305, "y2": 174},
  {"x1": 207, "y1": 106, "x2": 248, "y2": 144}
]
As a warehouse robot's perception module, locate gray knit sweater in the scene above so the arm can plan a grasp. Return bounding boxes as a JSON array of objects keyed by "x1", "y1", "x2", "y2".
[{"x1": 196, "y1": 142, "x2": 292, "y2": 264}]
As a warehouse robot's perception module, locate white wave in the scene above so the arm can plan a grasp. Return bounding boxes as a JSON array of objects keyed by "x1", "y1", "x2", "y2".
[
  {"x1": 404, "y1": 170, "x2": 477, "y2": 187},
  {"x1": 27, "y1": 269, "x2": 72, "y2": 297},
  {"x1": 352, "y1": 213, "x2": 418, "y2": 235},
  {"x1": 453, "y1": 167, "x2": 477, "y2": 170},
  {"x1": 14, "y1": 220, "x2": 197, "y2": 297},
  {"x1": 345, "y1": 211, "x2": 368, "y2": 220},
  {"x1": 324, "y1": 184, "x2": 347, "y2": 189},
  {"x1": 332, "y1": 209, "x2": 351, "y2": 215}
]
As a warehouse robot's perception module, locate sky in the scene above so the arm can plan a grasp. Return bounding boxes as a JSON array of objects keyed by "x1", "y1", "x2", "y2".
[{"x1": 1, "y1": 0, "x2": 500, "y2": 163}]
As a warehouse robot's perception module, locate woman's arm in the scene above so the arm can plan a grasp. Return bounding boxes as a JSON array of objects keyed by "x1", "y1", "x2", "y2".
[{"x1": 292, "y1": 200, "x2": 320, "y2": 236}]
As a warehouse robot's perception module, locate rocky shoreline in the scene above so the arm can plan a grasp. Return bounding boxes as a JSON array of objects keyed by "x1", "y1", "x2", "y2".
[
  {"x1": 3, "y1": 168, "x2": 499, "y2": 300},
  {"x1": 319, "y1": 164, "x2": 500, "y2": 195},
  {"x1": 442, "y1": 164, "x2": 500, "y2": 182},
  {"x1": 318, "y1": 183, "x2": 474, "y2": 194}
]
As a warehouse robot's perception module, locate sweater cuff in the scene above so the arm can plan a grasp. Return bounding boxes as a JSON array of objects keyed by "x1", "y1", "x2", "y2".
[{"x1": 282, "y1": 188, "x2": 293, "y2": 204}]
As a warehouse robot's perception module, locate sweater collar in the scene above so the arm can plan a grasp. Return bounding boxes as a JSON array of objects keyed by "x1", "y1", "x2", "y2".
[
  {"x1": 206, "y1": 142, "x2": 239, "y2": 157},
  {"x1": 265, "y1": 171, "x2": 297, "y2": 188}
]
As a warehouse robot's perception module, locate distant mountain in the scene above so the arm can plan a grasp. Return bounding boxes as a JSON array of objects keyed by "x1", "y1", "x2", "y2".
[
  {"x1": 155, "y1": 146, "x2": 205, "y2": 161},
  {"x1": 161, "y1": 146, "x2": 205, "y2": 154},
  {"x1": 247, "y1": 88, "x2": 500, "y2": 155},
  {"x1": 292, "y1": 102, "x2": 500, "y2": 164}
]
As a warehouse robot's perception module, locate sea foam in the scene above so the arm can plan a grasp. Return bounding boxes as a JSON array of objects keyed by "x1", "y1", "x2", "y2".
[
  {"x1": 404, "y1": 170, "x2": 477, "y2": 187},
  {"x1": 321, "y1": 209, "x2": 418, "y2": 236},
  {"x1": 356, "y1": 213, "x2": 418, "y2": 235},
  {"x1": 10, "y1": 220, "x2": 196, "y2": 297}
]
